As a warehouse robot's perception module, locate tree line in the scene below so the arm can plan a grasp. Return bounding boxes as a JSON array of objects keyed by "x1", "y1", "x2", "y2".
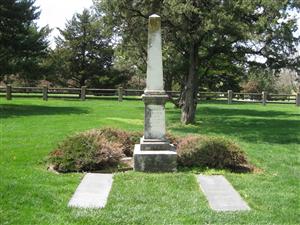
[{"x1": 1, "y1": 0, "x2": 299, "y2": 124}]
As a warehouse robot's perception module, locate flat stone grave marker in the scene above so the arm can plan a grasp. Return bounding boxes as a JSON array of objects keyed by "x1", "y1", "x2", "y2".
[
  {"x1": 68, "y1": 173, "x2": 113, "y2": 209},
  {"x1": 197, "y1": 175, "x2": 250, "y2": 212}
]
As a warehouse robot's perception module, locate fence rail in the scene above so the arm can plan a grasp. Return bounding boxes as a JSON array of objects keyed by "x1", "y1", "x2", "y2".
[{"x1": 0, "y1": 85, "x2": 299, "y2": 106}]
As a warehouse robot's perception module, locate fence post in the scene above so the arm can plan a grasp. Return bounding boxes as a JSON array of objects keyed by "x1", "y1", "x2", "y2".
[
  {"x1": 227, "y1": 90, "x2": 233, "y2": 104},
  {"x1": 262, "y1": 91, "x2": 267, "y2": 106},
  {"x1": 118, "y1": 87, "x2": 123, "y2": 102},
  {"x1": 296, "y1": 92, "x2": 300, "y2": 107},
  {"x1": 6, "y1": 84, "x2": 12, "y2": 100},
  {"x1": 81, "y1": 86, "x2": 86, "y2": 101},
  {"x1": 43, "y1": 85, "x2": 48, "y2": 101}
]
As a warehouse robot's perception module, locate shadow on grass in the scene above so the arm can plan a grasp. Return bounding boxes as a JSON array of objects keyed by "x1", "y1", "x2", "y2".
[
  {"x1": 167, "y1": 106, "x2": 300, "y2": 145},
  {"x1": 194, "y1": 105, "x2": 297, "y2": 117},
  {"x1": 0, "y1": 104, "x2": 88, "y2": 118}
]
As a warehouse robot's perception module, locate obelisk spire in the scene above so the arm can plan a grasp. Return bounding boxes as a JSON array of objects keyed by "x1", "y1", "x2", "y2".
[
  {"x1": 133, "y1": 14, "x2": 177, "y2": 172},
  {"x1": 146, "y1": 14, "x2": 164, "y2": 93}
]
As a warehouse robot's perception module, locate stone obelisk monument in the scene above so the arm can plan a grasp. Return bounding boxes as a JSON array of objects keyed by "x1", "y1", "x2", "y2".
[{"x1": 133, "y1": 14, "x2": 177, "y2": 172}]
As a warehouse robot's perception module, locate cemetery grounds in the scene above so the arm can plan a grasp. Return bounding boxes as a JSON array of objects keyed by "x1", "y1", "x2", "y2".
[{"x1": 0, "y1": 98, "x2": 299, "y2": 225}]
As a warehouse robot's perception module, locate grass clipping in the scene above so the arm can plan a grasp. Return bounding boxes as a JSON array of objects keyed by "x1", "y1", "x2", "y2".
[{"x1": 47, "y1": 128, "x2": 254, "y2": 173}]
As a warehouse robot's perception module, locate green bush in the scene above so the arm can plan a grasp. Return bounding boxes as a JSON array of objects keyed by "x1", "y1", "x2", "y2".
[
  {"x1": 95, "y1": 129, "x2": 178, "y2": 156},
  {"x1": 95, "y1": 128, "x2": 141, "y2": 157},
  {"x1": 48, "y1": 128, "x2": 253, "y2": 173},
  {"x1": 177, "y1": 135, "x2": 253, "y2": 172},
  {"x1": 165, "y1": 132, "x2": 180, "y2": 147},
  {"x1": 48, "y1": 129, "x2": 125, "y2": 172}
]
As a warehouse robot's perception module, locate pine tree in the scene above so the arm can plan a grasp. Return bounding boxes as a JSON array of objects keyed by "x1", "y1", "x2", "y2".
[
  {"x1": 53, "y1": 9, "x2": 125, "y2": 88},
  {"x1": 0, "y1": 0, "x2": 50, "y2": 84}
]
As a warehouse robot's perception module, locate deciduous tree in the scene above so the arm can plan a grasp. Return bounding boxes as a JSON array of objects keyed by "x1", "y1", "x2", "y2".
[{"x1": 96, "y1": 0, "x2": 300, "y2": 124}]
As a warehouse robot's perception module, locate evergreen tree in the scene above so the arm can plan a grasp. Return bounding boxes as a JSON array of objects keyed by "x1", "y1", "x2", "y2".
[
  {"x1": 0, "y1": 0, "x2": 50, "y2": 84},
  {"x1": 53, "y1": 9, "x2": 125, "y2": 88}
]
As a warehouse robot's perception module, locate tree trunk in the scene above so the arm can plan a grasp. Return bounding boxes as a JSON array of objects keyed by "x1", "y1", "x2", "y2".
[
  {"x1": 164, "y1": 72, "x2": 173, "y2": 91},
  {"x1": 180, "y1": 43, "x2": 199, "y2": 124},
  {"x1": 79, "y1": 78, "x2": 85, "y2": 98}
]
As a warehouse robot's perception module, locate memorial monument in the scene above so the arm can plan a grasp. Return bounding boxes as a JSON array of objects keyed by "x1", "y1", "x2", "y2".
[{"x1": 133, "y1": 14, "x2": 177, "y2": 172}]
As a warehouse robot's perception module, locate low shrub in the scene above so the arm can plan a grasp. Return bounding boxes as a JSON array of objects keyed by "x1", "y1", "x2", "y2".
[
  {"x1": 177, "y1": 135, "x2": 253, "y2": 172},
  {"x1": 48, "y1": 129, "x2": 124, "y2": 172},
  {"x1": 165, "y1": 132, "x2": 180, "y2": 147},
  {"x1": 95, "y1": 128, "x2": 142, "y2": 157},
  {"x1": 48, "y1": 127, "x2": 253, "y2": 173},
  {"x1": 89, "y1": 129, "x2": 178, "y2": 156}
]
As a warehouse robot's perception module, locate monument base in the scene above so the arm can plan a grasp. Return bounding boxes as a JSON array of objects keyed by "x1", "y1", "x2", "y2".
[
  {"x1": 133, "y1": 144, "x2": 177, "y2": 172},
  {"x1": 140, "y1": 137, "x2": 173, "y2": 151}
]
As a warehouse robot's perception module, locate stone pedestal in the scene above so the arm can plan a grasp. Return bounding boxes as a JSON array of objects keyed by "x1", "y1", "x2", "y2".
[
  {"x1": 134, "y1": 93, "x2": 177, "y2": 172},
  {"x1": 134, "y1": 145, "x2": 177, "y2": 172},
  {"x1": 133, "y1": 14, "x2": 177, "y2": 172}
]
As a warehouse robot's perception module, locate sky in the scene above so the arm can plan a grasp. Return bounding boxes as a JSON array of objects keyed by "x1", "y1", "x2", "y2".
[{"x1": 35, "y1": 0, "x2": 93, "y2": 48}]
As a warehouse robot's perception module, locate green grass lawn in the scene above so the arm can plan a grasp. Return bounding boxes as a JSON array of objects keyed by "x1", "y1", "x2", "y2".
[{"x1": 0, "y1": 98, "x2": 299, "y2": 225}]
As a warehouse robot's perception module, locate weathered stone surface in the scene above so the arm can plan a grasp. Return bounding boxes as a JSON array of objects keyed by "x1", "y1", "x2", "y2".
[
  {"x1": 140, "y1": 138, "x2": 172, "y2": 151},
  {"x1": 146, "y1": 14, "x2": 164, "y2": 92},
  {"x1": 134, "y1": 144, "x2": 177, "y2": 172},
  {"x1": 142, "y1": 94, "x2": 168, "y2": 104},
  {"x1": 133, "y1": 14, "x2": 177, "y2": 172},
  {"x1": 68, "y1": 173, "x2": 113, "y2": 209},
  {"x1": 144, "y1": 104, "x2": 166, "y2": 139},
  {"x1": 197, "y1": 175, "x2": 250, "y2": 212}
]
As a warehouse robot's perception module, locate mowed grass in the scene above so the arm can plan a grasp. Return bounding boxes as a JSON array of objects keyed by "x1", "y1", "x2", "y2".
[{"x1": 0, "y1": 98, "x2": 299, "y2": 225}]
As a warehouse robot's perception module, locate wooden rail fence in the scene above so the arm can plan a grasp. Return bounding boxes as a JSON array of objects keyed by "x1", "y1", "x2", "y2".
[{"x1": 0, "y1": 85, "x2": 299, "y2": 106}]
